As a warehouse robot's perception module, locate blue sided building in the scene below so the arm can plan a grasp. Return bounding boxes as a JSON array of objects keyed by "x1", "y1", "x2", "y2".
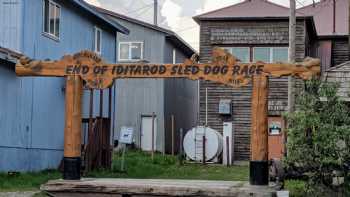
[{"x1": 0, "y1": 0, "x2": 129, "y2": 171}]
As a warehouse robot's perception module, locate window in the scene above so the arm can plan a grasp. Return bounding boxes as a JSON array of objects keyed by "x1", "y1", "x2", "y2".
[
  {"x1": 253, "y1": 47, "x2": 288, "y2": 63},
  {"x1": 94, "y1": 27, "x2": 102, "y2": 54},
  {"x1": 119, "y1": 42, "x2": 143, "y2": 61},
  {"x1": 172, "y1": 49, "x2": 176, "y2": 64},
  {"x1": 43, "y1": 0, "x2": 60, "y2": 39},
  {"x1": 223, "y1": 47, "x2": 250, "y2": 63}
]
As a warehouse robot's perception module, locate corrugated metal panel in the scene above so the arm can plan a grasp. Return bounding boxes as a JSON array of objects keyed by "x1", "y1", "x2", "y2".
[
  {"x1": 113, "y1": 18, "x2": 167, "y2": 152},
  {"x1": 163, "y1": 41, "x2": 198, "y2": 154},
  {"x1": 0, "y1": 0, "x2": 22, "y2": 52}
]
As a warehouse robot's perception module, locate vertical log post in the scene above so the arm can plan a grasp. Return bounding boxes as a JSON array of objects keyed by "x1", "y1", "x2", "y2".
[
  {"x1": 63, "y1": 76, "x2": 83, "y2": 180},
  {"x1": 250, "y1": 75, "x2": 269, "y2": 185}
]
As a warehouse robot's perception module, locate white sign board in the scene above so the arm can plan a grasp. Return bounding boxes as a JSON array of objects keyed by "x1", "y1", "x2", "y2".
[{"x1": 119, "y1": 127, "x2": 134, "y2": 144}]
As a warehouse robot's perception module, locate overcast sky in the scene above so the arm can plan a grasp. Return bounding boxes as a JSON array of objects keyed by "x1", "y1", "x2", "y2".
[{"x1": 86, "y1": 0, "x2": 319, "y2": 51}]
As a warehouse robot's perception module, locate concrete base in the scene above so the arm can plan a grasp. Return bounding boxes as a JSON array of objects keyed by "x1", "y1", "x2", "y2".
[{"x1": 41, "y1": 178, "x2": 277, "y2": 197}]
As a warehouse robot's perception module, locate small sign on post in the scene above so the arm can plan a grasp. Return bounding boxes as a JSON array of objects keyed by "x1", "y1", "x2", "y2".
[
  {"x1": 119, "y1": 127, "x2": 134, "y2": 172},
  {"x1": 119, "y1": 127, "x2": 134, "y2": 144}
]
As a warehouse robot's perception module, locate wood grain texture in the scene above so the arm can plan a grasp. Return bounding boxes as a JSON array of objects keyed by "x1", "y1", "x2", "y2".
[
  {"x1": 251, "y1": 75, "x2": 268, "y2": 161},
  {"x1": 64, "y1": 76, "x2": 83, "y2": 158},
  {"x1": 41, "y1": 178, "x2": 277, "y2": 197},
  {"x1": 16, "y1": 48, "x2": 320, "y2": 89}
]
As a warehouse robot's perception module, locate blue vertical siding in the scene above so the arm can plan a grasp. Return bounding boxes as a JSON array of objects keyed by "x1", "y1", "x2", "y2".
[
  {"x1": 0, "y1": 0, "x2": 118, "y2": 171},
  {"x1": 0, "y1": 0, "x2": 23, "y2": 51}
]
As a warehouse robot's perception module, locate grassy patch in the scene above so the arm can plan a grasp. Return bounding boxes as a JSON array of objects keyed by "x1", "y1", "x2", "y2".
[
  {"x1": 87, "y1": 150, "x2": 249, "y2": 181},
  {"x1": 285, "y1": 180, "x2": 307, "y2": 197},
  {"x1": 0, "y1": 150, "x2": 248, "y2": 192},
  {"x1": 0, "y1": 170, "x2": 60, "y2": 192}
]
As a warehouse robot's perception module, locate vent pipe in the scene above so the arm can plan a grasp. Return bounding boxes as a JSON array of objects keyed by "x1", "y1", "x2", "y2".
[{"x1": 154, "y1": 0, "x2": 158, "y2": 26}]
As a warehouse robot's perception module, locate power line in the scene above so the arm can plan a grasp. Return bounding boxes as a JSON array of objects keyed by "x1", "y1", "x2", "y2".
[
  {"x1": 133, "y1": 6, "x2": 152, "y2": 19},
  {"x1": 296, "y1": 0, "x2": 305, "y2": 7},
  {"x1": 176, "y1": 26, "x2": 198, "y2": 32},
  {"x1": 128, "y1": 3, "x2": 154, "y2": 15}
]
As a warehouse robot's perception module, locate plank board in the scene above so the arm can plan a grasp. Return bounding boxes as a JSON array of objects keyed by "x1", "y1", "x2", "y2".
[{"x1": 41, "y1": 178, "x2": 277, "y2": 197}]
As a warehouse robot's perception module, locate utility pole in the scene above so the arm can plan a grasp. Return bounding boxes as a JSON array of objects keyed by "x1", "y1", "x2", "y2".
[
  {"x1": 288, "y1": 0, "x2": 296, "y2": 113},
  {"x1": 154, "y1": 0, "x2": 158, "y2": 26},
  {"x1": 333, "y1": 0, "x2": 336, "y2": 33},
  {"x1": 348, "y1": 0, "x2": 350, "y2": 60}
]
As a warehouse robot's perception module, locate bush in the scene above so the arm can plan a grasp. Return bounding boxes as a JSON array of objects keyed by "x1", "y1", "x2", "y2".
[{"x1": 284, "y1": 79, "x2": 350, "y2": 195}]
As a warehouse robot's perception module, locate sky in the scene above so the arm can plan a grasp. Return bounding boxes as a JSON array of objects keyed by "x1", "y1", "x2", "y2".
[{"x1": 85, "y1": 0, "x2": 319, "y2": 51}]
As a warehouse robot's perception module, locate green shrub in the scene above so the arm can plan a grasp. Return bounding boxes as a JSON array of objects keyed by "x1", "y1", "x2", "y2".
[{"x1": 285, "y1": 79, "x2": 350, "y2": 195}]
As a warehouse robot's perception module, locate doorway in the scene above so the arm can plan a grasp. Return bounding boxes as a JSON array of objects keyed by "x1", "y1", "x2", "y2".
[
  {"x1": 140, "y1": 115, "x2": 157, "y2": 151},
  {"x1": 268, "y1": 116, "x2": 285, "y2": 160}
]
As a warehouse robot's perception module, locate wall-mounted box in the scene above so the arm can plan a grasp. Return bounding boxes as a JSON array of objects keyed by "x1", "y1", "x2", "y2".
[{"x1": 219, "y1": 99, "x2": 232, "y2": 115}]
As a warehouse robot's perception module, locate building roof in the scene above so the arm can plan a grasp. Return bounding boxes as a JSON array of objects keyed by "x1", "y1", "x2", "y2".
[
  {"x1": 0, "y1": 46, "x2": 22, "y2": 64},
  {"x1": 193, "y1": 0, "x2": 304, "y2": 23},
  {"x1": 74, "y1": 0, "x2": 129, "y2": 34},
  {"x1": 298, "y1": 0, "x2": 348, "y2": 36},
  {"x1": 92, "y1": 6, "x2": 197, "y2": 57},
  {"x1": 327, "y1": 61, "x2": 350, "y2": 72}
]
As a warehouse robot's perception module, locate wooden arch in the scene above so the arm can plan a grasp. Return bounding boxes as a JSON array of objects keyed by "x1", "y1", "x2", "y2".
[{"x1": 16, "y1": 48, "x2": 320, "y2": 185}]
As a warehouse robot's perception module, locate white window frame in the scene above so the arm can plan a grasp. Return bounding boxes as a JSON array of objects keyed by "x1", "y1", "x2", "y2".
[
  {"x1": 223, "y1": 47, "x2": 250, "y2": 63},
  {"x1": 94, "y1": 26, "x2": 102, "y2": 54},
  {"x1": 253, "y1": 47, "x2": 288, "y2": 63},
  {"x1": 172, "y1": 49, "x2": 176, "y2": 64},
  {"x1": 42, "y1": 0, "x2": 60, "y2": 40},
  {"x1": 118, "y1": 41, "x2": 144, "y2": 62}
]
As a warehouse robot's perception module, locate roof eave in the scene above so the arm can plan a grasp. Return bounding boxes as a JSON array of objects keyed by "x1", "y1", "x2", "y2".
[
  {"x1": 166, "y1": 34, "x2": 197, "y2": 57},
  {"x1": 194, "y1": 16, "x2": 312, "y2": 22},
  {"x1": 318, "y1": 35, "x2": 349, "y2": 40},
  {"x1": 73, "y1": 0, "x2": 129, "y2": 34},
  {"x1": 0, "y1": 47, "x2": 22, "y2": 64}
]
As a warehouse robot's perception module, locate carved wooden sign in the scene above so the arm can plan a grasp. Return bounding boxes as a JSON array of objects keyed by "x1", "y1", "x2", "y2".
[
  {"x1": 15, "y1": 47, "x2": 321, "y2": 183},
  {"x1": 16, "y1": 48, "x2": 320, "y2": 89}
]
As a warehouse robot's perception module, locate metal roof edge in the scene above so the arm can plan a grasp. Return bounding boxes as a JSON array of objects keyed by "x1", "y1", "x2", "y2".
[
  {"x1": 74, "y1": 0, "x2": 129, "y2": 34},
  {"x1": 327, "y1": 61, "x2": 350, "y2": 72},
  {"x1": 94, "y1": 6, "x2": 197, "y2": 56}
]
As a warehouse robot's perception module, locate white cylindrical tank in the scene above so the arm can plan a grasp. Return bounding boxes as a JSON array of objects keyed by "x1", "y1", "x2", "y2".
[{"x1": 183, "y1": 126, "x2": 223, "y2": 162}]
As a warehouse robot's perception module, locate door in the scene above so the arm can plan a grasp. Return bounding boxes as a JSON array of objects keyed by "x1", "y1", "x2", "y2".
[
  {"x1": 141, "y1": 116, "x2": 157, "y2": 151},
  {"x1": 268, "y1": 117, "x2": 285, "y2": 160}
]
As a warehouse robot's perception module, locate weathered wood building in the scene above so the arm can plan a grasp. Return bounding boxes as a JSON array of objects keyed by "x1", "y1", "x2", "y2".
[
  {"x1": 193, "y1": 0, "x2": 348, "y2": 161},
  {"x1": 298, "y1": 0, "x2": 349, "y2": 71},
  {"x1": 324, "y1": 61, "x2": 350, "y2": 101}
]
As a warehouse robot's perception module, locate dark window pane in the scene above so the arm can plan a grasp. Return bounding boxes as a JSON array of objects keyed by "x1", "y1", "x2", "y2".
[
  {"x1": 231, "y1": 47, "x2": 250, "y2": 63},
  {"x1": 272, "y1": 48, "x2": 288, "y2": 62},
  {"x1": 44, "y1": 0, "x2": 49, "y2": 33},
  {"x1": 55, "y1": 5, "x2": 60, "y2": 37},
  {"x1": 131, "y1": 43, "x2": 142, "y2": 60},
  {"x1": 49, "y1": 2, "x2": 55, "y2": 35},
  {"x1": 119, "y1": 43, "x2": 129, "y2": 60},
  {"x1": 95, "y1": 29, "x2": 101, "y2": 53},
  {"x1": 254, "y1": 48, "x2": 270, "y2": 62}
]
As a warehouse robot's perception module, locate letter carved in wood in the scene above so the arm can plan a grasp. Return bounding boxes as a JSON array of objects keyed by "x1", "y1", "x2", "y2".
[{"x1": 16, "y1": 48, "x2": 320, "y2": 89}]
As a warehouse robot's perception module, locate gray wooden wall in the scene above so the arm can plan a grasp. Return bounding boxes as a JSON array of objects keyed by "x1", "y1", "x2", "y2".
[
  {"x1": 113, "y1": 17, "x2": 197, "y2": 153},
  {"x1": 332, "y1": 39, "x2": 349, "y2": 66}
]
